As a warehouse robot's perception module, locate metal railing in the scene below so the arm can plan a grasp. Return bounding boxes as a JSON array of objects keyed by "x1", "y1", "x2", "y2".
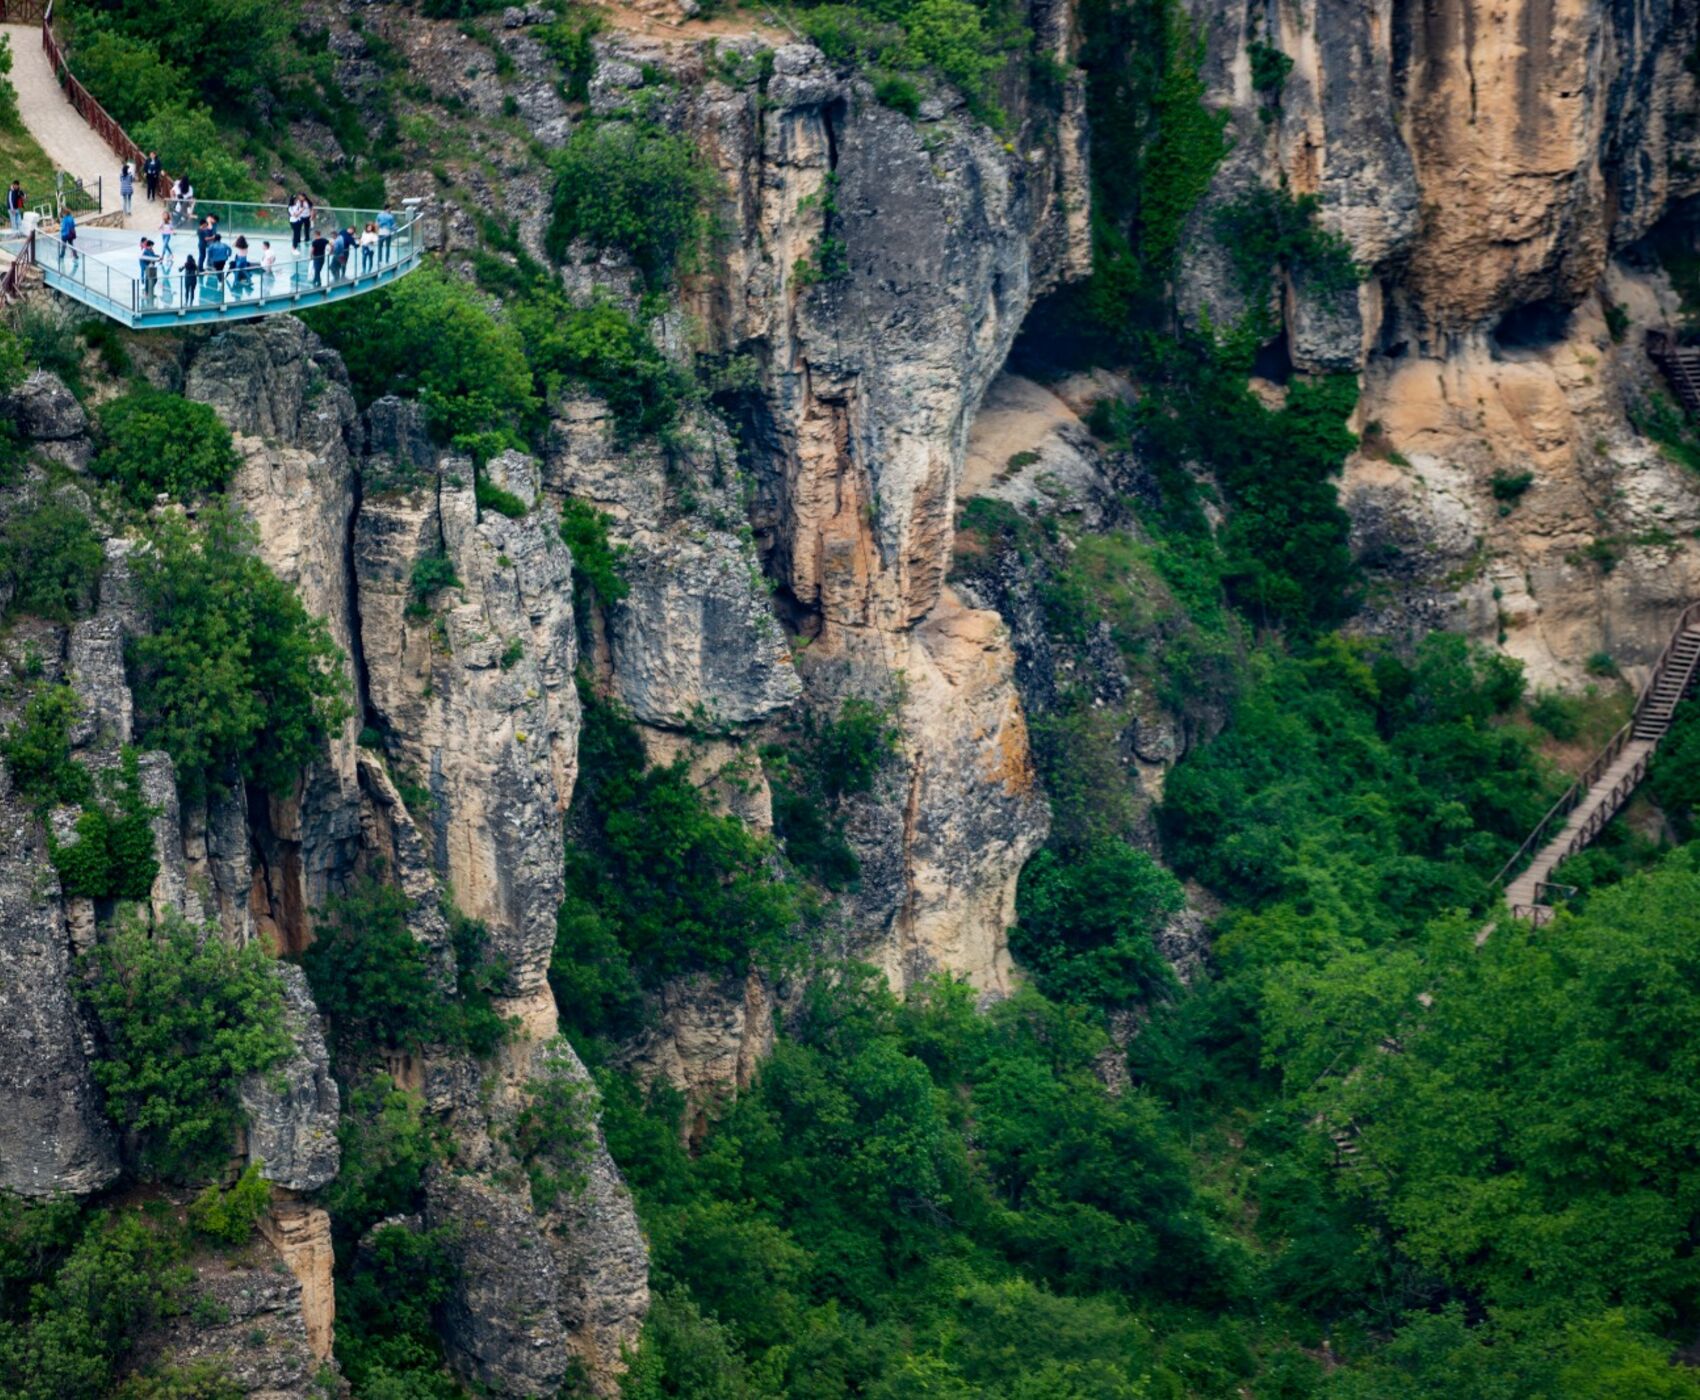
[
  {"x1": 38, "y1": 201, "x2": 423, "y2": 320},
  {"x1": 1492, "y1": 599, "x2": 1700, "y2": 892}
]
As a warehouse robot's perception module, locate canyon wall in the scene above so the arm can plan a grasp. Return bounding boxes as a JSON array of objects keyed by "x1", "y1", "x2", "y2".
[{"x1": 1178, "y1": 0, "x2": 1700, "y2": 686}]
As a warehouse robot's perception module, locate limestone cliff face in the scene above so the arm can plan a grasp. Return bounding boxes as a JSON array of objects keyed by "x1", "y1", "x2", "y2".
[
  {"x1": 691, "y1": 34, "x2": 1078, "y2": 989},
  {"x1": 1173, "y1": 0, "x2": 1700, "y2": 681},
  {"x1": 186, "y1": 320, "x2": 367, "y2": 954},
  {"x1": 356, "y1": 428, "x2": 580, "y2": 997},
  {"x1": 1181, "y1": 0, "x2": 1700, "y2": 352}
]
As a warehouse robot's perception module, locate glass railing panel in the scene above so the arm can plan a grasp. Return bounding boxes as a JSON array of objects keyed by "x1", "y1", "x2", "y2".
[{"x1": 34, "y1": 202, "x2": 423, "y2": 320}]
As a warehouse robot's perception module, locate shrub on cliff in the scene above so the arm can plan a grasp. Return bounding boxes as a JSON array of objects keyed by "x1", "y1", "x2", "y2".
[
  {"x1": 0, "y1": 497, "x2": 104, "y2": 622},
  {"x1": 306, "y1": 264, "x2": 537, "y2": 446},
  {"x1": 513, "y1": 293, "x2": 685, "y2": 441},
  {"x1": 0, "y1": 684, "x2": 90, "y2": 807},
  {"x1": 546, "y1": 122, "x2": 716, "y2": 287},
  {"x1": 300, "y1": 877, "x2": 510, "y2": 1058},
  {"x1": 552, "y1": 688, "x2": 799, "y2": 1037},
  {"x1": 91, "y1": 390, "x2": 241, "y2": 505},
  {"x1": 49, "y1": 748, "x2": 159, "y2": 902},
  {"x1": 81, "y1": 911, "x2": 292, "y2": 1180},
  {"x1": 127, "y1": 504, "x2": 349, "y2": 799}
]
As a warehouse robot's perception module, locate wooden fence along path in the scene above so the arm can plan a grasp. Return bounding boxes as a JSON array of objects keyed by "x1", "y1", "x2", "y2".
[{"x1": 1492, "y1": 602, "x2": 1700, "y2": 928}]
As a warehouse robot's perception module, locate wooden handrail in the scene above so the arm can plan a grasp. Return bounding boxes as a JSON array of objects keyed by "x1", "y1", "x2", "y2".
[
  {"x1": 0, "y1": 231, "x2": 36, "y2": 303},
  {"x1": 38, "y1": 3, "x2": 175, "y2": 201},
  {"x1": 1492, "y1": 599, "x2": 1700, "y2": 890}
]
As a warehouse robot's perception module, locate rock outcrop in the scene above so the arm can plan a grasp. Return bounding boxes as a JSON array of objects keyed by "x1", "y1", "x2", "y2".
[
  {"x1": 1178, "y1": 0, "x2": 1700, "y2": 352},
  {"x1": 241, "y1": 964, "x2": 340, "y2": 1192},
  {"x1": 356, "y1": 436, "x2": 580, "y2": 996},
  {"x1": 186, "y1": 319, "x2": 365, "y2": 951},
  {"x1": 135, "y1": 1231, "x2": 329, "y2": 1398},
  {"x1": 0, "y1": 778, "x2": 119, "y2": 1197}
]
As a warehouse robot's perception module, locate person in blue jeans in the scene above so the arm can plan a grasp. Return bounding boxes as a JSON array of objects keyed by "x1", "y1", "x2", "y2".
[
  {"x1": 57, "y1": 212, "x2": 78, "y2": 268},
  {"x1": 139, "y1": 238, "x2": 160, "y2": 302},
  {"x1": 204, "y1": 233, "x2": 231, "y2": 296},
  {"x1": 6, "y1": 182, "x2": 23, "y2": 233},
  {"x1": 119, "y1": 163, "x2": 134, "y2": 216},
  {"x1": 377, "y1": 204, "x2": 396, "y2": 263}
]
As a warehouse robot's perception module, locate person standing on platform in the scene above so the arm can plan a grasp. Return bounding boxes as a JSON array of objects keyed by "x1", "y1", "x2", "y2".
[
  {"x1": 6, "y1": 181, "x2": 23, "y2": 233},
  {"x1": 143, "y1": 152, "x2": 162, "y2": 202},
  {"x1": 119, "y1": 163, "x2": 134, "y2": 216}
]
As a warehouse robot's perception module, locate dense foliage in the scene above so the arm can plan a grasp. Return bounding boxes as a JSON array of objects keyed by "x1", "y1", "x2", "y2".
[
  {"x1": 1011, "y1": 839, "x2": 1184, "y2": 1004},
  {"x1": 299, "y1": 877, "x2": 511, "y2": 1059},
  {"x1": 126, "y1": 505, "x2": 349, "y2": 799},
  {"x1": 559, "y1": 498, "x2": 630, "y2": 605},
  {"x1": 764, "y1": 698, "x2": 899, "y2": 890},
  {"x1": 546, "y1": 123, "x2": 716, "y2": 287},
  {"x1": 513, "y1": 293, "x2": 687, "y2": 441},
  {"x1": 2, "y1": 689, "x2": 161, "y2": 899},
  {"x1": 91, "y1": 391, "x2": 241, "y2": 505},
  {"x1": 0, "y1": 496, "x2": 104, "y2": 622},
  {"x1": 0, "y1": 1200, "x2": 194, "y2": 1399},
  {"x1": 81, "y1": 913, "x2": 292, "y2": 1180},
  {"x1": 604, "y1": 970, "x2": 1231, "y2": 1397},
  {"x1": 552, "y1": 688, "x2": 799, "y2": 1040},
  {"x1": 307, "y1": 264, "x2": 538, "y2": 446}
]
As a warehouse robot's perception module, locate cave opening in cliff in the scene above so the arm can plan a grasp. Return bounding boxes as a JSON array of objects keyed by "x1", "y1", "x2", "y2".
[
  {"x1": 1252, "y1": 330, "x2": 1294, "y2": 384},
  {"x1": 1004, "y1": 283, "x2": 1112, "y2": 379},
  {"x1": 1492, "y1": 298, "x2": 1575, "y2": 355}
]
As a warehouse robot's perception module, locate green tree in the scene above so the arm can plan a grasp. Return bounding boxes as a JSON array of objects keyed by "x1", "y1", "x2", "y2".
[
  {"x1": 1010, "y1": 838, "x2": 1184, "y2": 1004},
  {"x1": 49, "y1": 748, "x2": 160, "y2": 901},
  {"x1": 131, "y1": 106, "x2": 258, "y2": 201},
  {"x1": 545, "y1": 123, "x2": 716, "y2": 287},
  {"x1": 91, "y1": 391, "x2": 241, "y2": 505},
  {"x1": 126, "y1": 504, "x2": 349, "y2": 799},
  {"x1": 306, "y1": 264, "x2": 537, "y2": 444},
  {"x1": 512, "y1": 293, "x2": 684, "y2": 440},
  {"x1": 0, "y1": 684, "x2": 91, "y2": 807},
  {"x1": 80, "y1": 912, "x2": 292, "y2": 1180},
  {"x1": 0, "y1": 1207, "x2": 191, "y2": 1399},
  {"x1": 1340, "y1": 858, "x2": 1700, "y2": 1325},
  {"x1": 0, "y1": 496, "x2": 104, "y2": 622},
  {"x1": 551, "y1": 689, "x2": 798, "y2": 1036},
  {"x1": 322, "y1": 1077, "x2": 441, "y2": 1248},
  {"x1": 299, "y1": 877, "x2": 508, "y2": 1058},
  {"x1": 1650, "y1": 700, "x2": 1700, "y2": 837},
  {"x1": 67, "y1": 31, "x2": 184, "y2": 128}
]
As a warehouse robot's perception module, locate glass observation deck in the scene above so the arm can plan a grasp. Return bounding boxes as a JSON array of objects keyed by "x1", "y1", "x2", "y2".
[{"x1": 23, "y1": 200, "x2": 425, "y2": 330}]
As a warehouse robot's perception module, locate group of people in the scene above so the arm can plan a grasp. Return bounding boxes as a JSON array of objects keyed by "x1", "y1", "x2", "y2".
[
  {"x1": 138, "y1": 211, "x2": 280, "y2": 302},
  {"x1": 42, "y1": 187, "x2": 406, "y2": 308}
]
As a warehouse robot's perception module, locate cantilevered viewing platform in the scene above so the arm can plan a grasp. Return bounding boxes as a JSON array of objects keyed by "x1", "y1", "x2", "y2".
[{"x1": 19, "y1": 200, "x2": 424, "y2": 329}]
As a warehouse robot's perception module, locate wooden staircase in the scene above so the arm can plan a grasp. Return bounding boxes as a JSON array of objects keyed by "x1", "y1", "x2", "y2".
[
  {"x1": 1648, "y1": 330, "x2": 1700, "y2": 419},
  {"x1": 1494, "y1": 602, "x2": 1700, "y2": 927}
]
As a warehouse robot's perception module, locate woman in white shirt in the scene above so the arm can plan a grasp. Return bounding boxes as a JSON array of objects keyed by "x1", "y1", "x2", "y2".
[{"x1": 359, "y1": 222, "x2": 379, "y2": 275}]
